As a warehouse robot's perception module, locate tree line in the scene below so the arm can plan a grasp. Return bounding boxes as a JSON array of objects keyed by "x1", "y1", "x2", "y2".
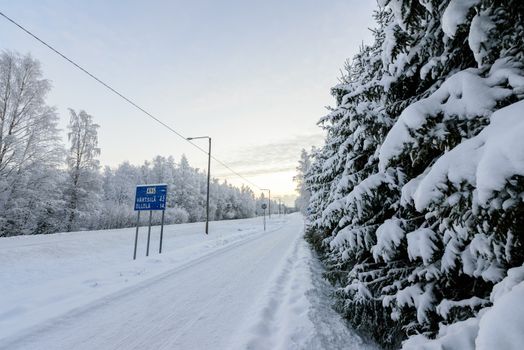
[{"x1": 0, "y1": 51, "x2": 276, "y2": 237}]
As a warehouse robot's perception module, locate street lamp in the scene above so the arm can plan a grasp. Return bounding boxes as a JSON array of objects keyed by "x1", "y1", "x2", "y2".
[
  {"x1": 261, "y1": 188, "x2": 271, "y2": 219},
  {"x1": 187, "y1": 136, "x2": 211, "y2": 234}
]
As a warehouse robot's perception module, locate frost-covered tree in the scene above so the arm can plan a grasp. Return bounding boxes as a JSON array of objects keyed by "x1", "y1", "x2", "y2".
[
  {"x1": 0, "y1": 51, "x2": 64, "y2": 237},
  {"x1": 238, "y1": 185, "x2": 256, "y2": 218},
  {"x1": 64, "y1": 109, "x2": 102, "y2": 231},
  {"x1": 172, "y1": 154, "x2": 204, "y2": 221},
  {"x1": 99, "y1": 162, "x2": 141, "y2": 228}
]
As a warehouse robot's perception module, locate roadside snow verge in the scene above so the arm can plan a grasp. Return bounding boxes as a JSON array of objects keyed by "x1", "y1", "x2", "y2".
[{"x1": 231, "y1": 225, "x2": 379, "y2": 350}]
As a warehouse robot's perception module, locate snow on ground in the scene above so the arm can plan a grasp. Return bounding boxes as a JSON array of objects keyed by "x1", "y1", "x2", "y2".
[
  {"x1": 0, "y1": 214, "x2": 376, "y2": 350},
  {"x1": 0, "y1": 216, "x2": 276, "y2": 342}
]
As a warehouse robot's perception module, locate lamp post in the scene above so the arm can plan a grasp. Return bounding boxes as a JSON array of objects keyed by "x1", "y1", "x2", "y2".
[
  {"x1": 261, "y1": 188, "x2": 271, "y2": 219},
  {"x1": 187, "y1": 136, "x2": 211, "y2": 234}
]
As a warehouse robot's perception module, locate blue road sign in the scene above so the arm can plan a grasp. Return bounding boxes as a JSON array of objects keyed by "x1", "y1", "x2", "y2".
[{"x1": 134, "y1": 184, "x2": 167, "y2": 211}]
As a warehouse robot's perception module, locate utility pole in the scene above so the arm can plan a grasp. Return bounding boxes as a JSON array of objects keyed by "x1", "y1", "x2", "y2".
[
  {"x1": 206, "y1": 138, "x2": 211, "y2": 234},
  {"x1": 187, "y1": 136, "x2": 211, "y2": 234}
]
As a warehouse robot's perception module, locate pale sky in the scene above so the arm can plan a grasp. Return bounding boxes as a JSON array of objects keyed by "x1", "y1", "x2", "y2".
[{"x1": 0, "y1": 0, "x2": 376, "y2": 204}]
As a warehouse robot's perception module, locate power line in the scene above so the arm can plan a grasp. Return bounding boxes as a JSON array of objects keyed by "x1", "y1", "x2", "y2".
[{"x1": 0, "y1": 10, "x2": 263, "y2": 191}]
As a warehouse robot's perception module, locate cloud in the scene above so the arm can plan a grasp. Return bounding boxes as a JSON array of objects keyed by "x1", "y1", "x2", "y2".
[
  {"x1": 215, "y1": 166, "x2": 295, "y2": 178},
  {"x1": 214, "y1": 133, "x2": 324, "y2": 177}
]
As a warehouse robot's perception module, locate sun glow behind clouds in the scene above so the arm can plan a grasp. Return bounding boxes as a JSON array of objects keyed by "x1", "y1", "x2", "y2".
[
  {"x1": 212, "y1": 133, "x2": 325, "y2": 204},
  {"x1": 219, "y1": 169, "x2": 298, "y2": 206}
]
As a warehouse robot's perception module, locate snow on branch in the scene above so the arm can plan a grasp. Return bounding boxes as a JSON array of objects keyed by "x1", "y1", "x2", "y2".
[
  {"x1": 379, "y1": 58, "x2": 524, "y2": 173},
  {"x1": 372, "y1": 218, "x2": 405, "y2": 262},
  {"x1": 412, "y1": 98, "x2": 524, "y2": 211},
  {"x1": 406, "y1": 228, "x2": 438, "y2": 266},
  {"x1": 442, "y1": 0, "x2": 480, "y2": 38}
]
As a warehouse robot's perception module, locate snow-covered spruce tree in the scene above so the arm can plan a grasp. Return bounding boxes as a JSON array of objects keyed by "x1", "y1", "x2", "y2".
[
  {"x1": 378, "y1": 0, "x2": 524, "y2": 345},
  {"x1": 293, "y1": 148, "x2": 312, "y2": 214},
  {"x1": 304, "y1": 9, "x2": 405, "y2": 346},
  {"x1": 64, "y1": 109, "x2": 102, "y2": 232},
  {"x1": 0, "y1": 51, "x2": 64, "y2": 237},
  {"x1": 305, "y1": 0, "x2": 524, "y2": 348}
]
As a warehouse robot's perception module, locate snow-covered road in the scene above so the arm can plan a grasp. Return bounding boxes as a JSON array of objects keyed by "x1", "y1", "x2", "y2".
[{"x1": 0, "y1": 214, "x2": 376, "y2": 350}]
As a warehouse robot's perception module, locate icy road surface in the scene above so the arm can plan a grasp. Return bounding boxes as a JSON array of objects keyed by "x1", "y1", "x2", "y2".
[{"x1": 0, "y1": 214, "x2": 377, "y2": 350}]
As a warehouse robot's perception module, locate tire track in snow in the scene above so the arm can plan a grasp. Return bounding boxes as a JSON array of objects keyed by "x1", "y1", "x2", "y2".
[
  {"x1": 162, "y1": 230, "x2": 292, "y2": 348},
  {"x1": 239, "y1": 228, "x2": 313, "y2": 350}
]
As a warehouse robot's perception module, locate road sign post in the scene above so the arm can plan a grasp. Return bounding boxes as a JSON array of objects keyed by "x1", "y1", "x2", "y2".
[
  {"x1": 146, "y1": 210, "x2": 152, "y2": 256},
  {"x1": 133, "y1": 184, "x2": 168, "y2": 260},
  {"x1": 261, "y1": 203, "x2": 267, "y2": 231},
  {"x1": 261, "y1": 189, "x2": 271, "y2": 220},
  {"x1": 133, "y1": 211, "x2": 141, "y2": 260},
  {"x1": 159, "y1": 210, "x2": 165, "y2": 253}
]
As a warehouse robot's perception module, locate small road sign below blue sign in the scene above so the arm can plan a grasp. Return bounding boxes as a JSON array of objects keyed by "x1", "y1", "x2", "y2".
[{"x1": 134, "y1": 184, "x2": 167, "y2": 211}]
